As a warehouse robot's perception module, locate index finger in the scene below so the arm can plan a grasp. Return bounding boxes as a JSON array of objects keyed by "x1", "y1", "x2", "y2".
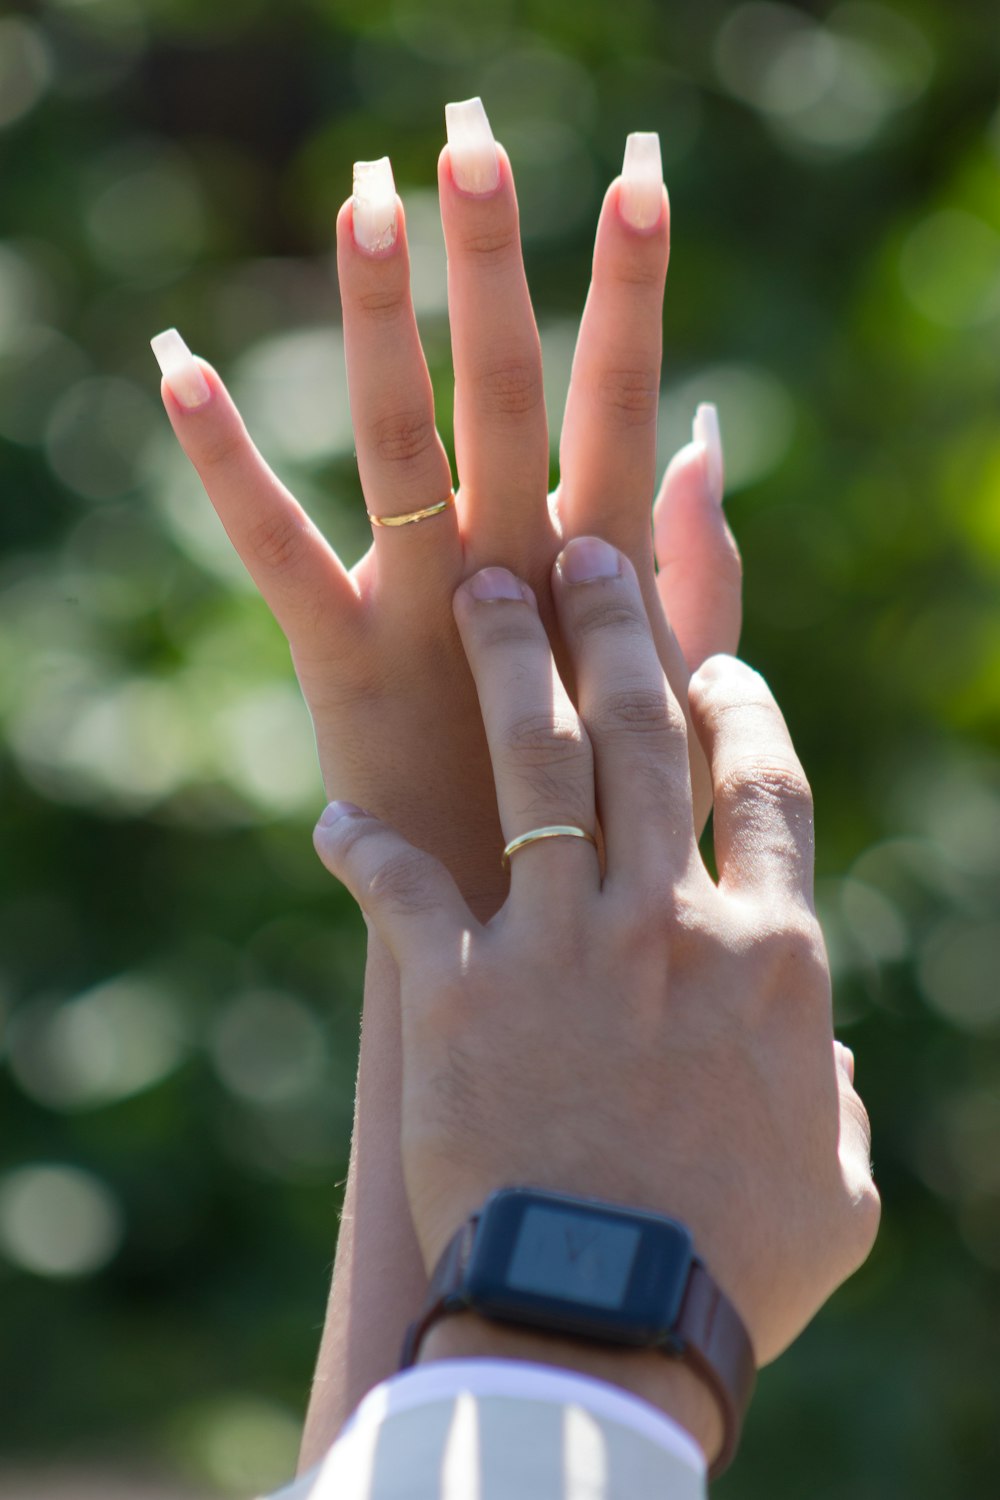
[
  {"x1": 688, "y1": 654, "x2": 815, "y2": 907},
  {"x1": 150, "y1": 331, "x2": 361, "y2": 654}
]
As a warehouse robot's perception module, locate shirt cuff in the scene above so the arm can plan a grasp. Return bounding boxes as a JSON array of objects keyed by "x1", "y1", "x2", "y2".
[{"x1": 269, "y1": 1357, "x2": 705, "y2": 1500}]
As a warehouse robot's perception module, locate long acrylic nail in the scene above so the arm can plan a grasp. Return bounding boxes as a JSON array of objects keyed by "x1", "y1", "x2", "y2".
[
  {"x1": 353, "y1": 157, "x2": 398, "y2": 253},
  {"x1": 150, "y1": 328, "x2": 211, "y2": 411},
  {"x1": 620, "y1": 132, "x2": 664, "y2": 231},
  {"x1": 693, "y1": 402, "x2": 724, "y2": 504},
  {"x1": 445, "y1": 97, "x2": 500, "y2": 195}
]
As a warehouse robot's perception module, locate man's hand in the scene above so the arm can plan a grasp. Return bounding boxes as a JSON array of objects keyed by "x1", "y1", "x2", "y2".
[
  {"x1": 152, "y1": 102, "x2": 740, "y2": 916},
  {"x1": 314, "y1": 537, "x2": 879, "y2": 1415}
]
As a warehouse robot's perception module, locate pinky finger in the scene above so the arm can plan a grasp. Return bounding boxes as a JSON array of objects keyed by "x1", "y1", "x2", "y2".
[
  {"x1": 313, "y1": 801, "x2": 469, "y2": 963},
  {"x1": 653, "y1": 403, "x2": 742, "y2": 671},
  {"x1": 151, "y1": 329, "x2": 361, "y2": 654}
]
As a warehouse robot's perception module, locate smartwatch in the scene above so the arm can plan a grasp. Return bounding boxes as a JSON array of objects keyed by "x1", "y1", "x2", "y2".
[{"x1": 400, "y1": 1186, "x2": 756, "y2": 1479}]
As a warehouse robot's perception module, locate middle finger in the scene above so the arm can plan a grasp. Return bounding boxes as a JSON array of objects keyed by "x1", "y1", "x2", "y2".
[{"x1": 440, "y1": 99, "x2": 551, "y2": 560}]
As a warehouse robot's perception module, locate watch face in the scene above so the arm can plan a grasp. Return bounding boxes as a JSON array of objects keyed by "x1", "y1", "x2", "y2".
[
  {"x1": 466, "y1": 1188, "x2": 694, "y2": 1345},
  {"x1": 507, "y1": 1204, "x2": 641, "y2": 1309}
]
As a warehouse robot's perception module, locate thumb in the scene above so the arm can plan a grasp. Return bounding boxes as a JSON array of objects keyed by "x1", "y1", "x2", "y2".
[
  {"x1": 653, "y1": 403, "x2": 742, "y2": 670},
  {"x1": 313, "y1": 801, "x2": 468, "y2": 963}
]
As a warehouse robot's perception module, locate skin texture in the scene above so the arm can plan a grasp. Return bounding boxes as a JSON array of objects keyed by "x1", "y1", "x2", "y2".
[
  {"x1": 155, "y1": 131, "x2": 742, "y2": 1463},
  {"x1": 314, "y1": 541, "x2": 881, "y2": 1468}
]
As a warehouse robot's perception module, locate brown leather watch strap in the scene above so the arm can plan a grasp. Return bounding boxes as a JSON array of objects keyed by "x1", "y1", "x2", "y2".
[
  {"x1": 674, "y1": 1260, "x2": 756, "y2": 1479},
  {"x1": 399, "y1": 1215, "x2": 479, "y2": 1369}
]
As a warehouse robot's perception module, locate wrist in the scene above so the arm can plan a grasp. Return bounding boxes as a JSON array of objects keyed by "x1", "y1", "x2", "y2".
[{"x1": 418, "y1": 1311, "x2": 724, "y2": 1469}]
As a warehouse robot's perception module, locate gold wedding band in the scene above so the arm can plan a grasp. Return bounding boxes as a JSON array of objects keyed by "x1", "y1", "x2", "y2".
[
  {"x1": 368, "y1": 491, "x2": 456, "y2": 528},
  {"x1": 501, "y1": 824, "x2": 598, "y2": 870}
]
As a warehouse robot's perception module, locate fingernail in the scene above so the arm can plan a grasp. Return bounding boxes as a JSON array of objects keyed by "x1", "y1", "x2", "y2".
[
  {"x1": 445, "y1": 97, "x2": 500, "y2": 195},
  {"x1": 558, "y1": 536, "x2": 622, "y2": 584},
  {"x1": 353, "y1": 157, "x2": 398, "y2": 254},
  {"x1": 468, "y1": 566, "x2": 527, "y2": 602},
  {"x1": 693, "y1": 402, "x2": 724, "y2": 505},
  {"x1": 620, "y1": 132, "x2": 664, "y2": 231},
  {"x1": 150, "y1": 328, "x2": 211, "y2": 411},
  {"x1": 319, "y1": 800, "x2": 364, "y2": 828}
]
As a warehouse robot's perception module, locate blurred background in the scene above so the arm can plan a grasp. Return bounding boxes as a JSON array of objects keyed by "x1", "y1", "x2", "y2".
[{"x1": 0, "y1": 0, "x2": 998, "y2": 1494}]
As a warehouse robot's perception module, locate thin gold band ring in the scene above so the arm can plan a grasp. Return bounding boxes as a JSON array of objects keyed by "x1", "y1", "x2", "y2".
[
  {"x1": 502, "y1": 824, "x2": 598, "y2": 870},
  {"x1": 368, "y1": 492, "x2": 456, "y2": 528}
]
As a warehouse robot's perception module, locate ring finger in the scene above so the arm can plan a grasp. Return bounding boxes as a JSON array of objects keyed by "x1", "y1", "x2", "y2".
[
  {"x1": 558, "y1": 133, "x2": 668, "y2": 559},
  {"x1": 552, "y1": 537, "x2": 698, "y2": 886},
  {"x1": 452, "y1": 566, "x2": 599, "y2": 902}
]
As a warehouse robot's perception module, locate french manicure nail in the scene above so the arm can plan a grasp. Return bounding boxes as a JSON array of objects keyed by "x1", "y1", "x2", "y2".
[
  {"x1": 150, "y1": 328, "x2": 211, "y2": 411},
  {"x1": 693, "y1": 402, "x2": 724, "y2": 504},
  {"x1": 558, "y1": 535, "x2": 621, "y2": 584},
  {"x1": 319, "y1": 800, "x2": 365, "y2": 828},
  {"x1": 445, "y1": 97, "x2": 500, "y2": 195},
  {"x1": 353, "y1": 157, "x2": 398, "y2": 253},
  {"x1": 620, "y1": 132, "x2": 664, "y2": 231},
  {"x1": 468, "y1": 566, "x2": 526, "y2": 602}
]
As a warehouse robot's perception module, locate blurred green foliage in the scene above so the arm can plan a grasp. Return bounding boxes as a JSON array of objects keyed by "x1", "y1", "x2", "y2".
[{"x1": 1, "y1": 0, "x2": 999, "y2": 1494}]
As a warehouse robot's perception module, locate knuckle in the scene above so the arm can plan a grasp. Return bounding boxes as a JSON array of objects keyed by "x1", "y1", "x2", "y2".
[
  {"x1": 751, "y1": 910, "x2": 828, "y2": 989},
  {"x1": 461, "y1": 223, "x2": 519, "y2": 260},
  {"x1": 715, "y1": 757, "x2": 814, "y2": 821},
  {"x1": 506, "y1": 708, "x2": 586, "y2": 767},
  {"x1": 355, "y1": 284, "x2": 407, "y2": 322},
  {"x1": 502, "y1": 709, "x2": 593, "y2": 821},
  {"x1": 603, "y1": 247, "x2": 665, "y2": 290},
  {"x1": 614, "y1": 879, "x2": 699, "y2": 959},
  {"x1": 597, "y1": 367, "x2": 660, "y2": 427},
  {"x1": 470, "y1": 611, "x2": 540, "y2": 656},
  {"x1": 370, "y1": 410, "x2": 438, "y2": 468},
  {"x1": 476, "y1": 357, "x2": 544, "y2": 421},
  {"x1": 196, "y1": 423, "x2": 246, "y2": 474},
  {"x1": 591, "y1": 685, "x2": 677, "y2": 741},
  {"x1": 570, "y1": 594, "x2": 649, "y2": 643},
  {"x1": 367, "y1": 848, "x2": 440, "y2": 917},
  {"x1": 615, "y1": 260, "x2": 664, "y2": 290},
  {"x1": 791, "y1": 913, "x2": 828, "y2": 970},
  {"x1": 247, "y1": 510, "x2": 308, "y2": 573}
]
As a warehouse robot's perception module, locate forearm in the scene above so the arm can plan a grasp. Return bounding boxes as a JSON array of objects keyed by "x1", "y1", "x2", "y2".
[{"x1": 298, "y1": 939, "x2": 428, "y2": 1471}]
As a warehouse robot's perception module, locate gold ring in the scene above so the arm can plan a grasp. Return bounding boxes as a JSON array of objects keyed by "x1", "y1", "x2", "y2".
[
  {"x1": 368, "y1": 492, "x2": 456, "y2": 528},
  {"x1": 502, "y1": 824, "x2": 598, "y2": 870}
]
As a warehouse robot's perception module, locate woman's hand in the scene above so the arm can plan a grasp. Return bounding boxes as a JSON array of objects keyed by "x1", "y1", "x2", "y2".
[
  {"x1": 153, "y1": 101, "x2": 740, "y2": 915},
  {"x1": 314, "y1": 536, "x2": 879, "y2": 1374}
]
